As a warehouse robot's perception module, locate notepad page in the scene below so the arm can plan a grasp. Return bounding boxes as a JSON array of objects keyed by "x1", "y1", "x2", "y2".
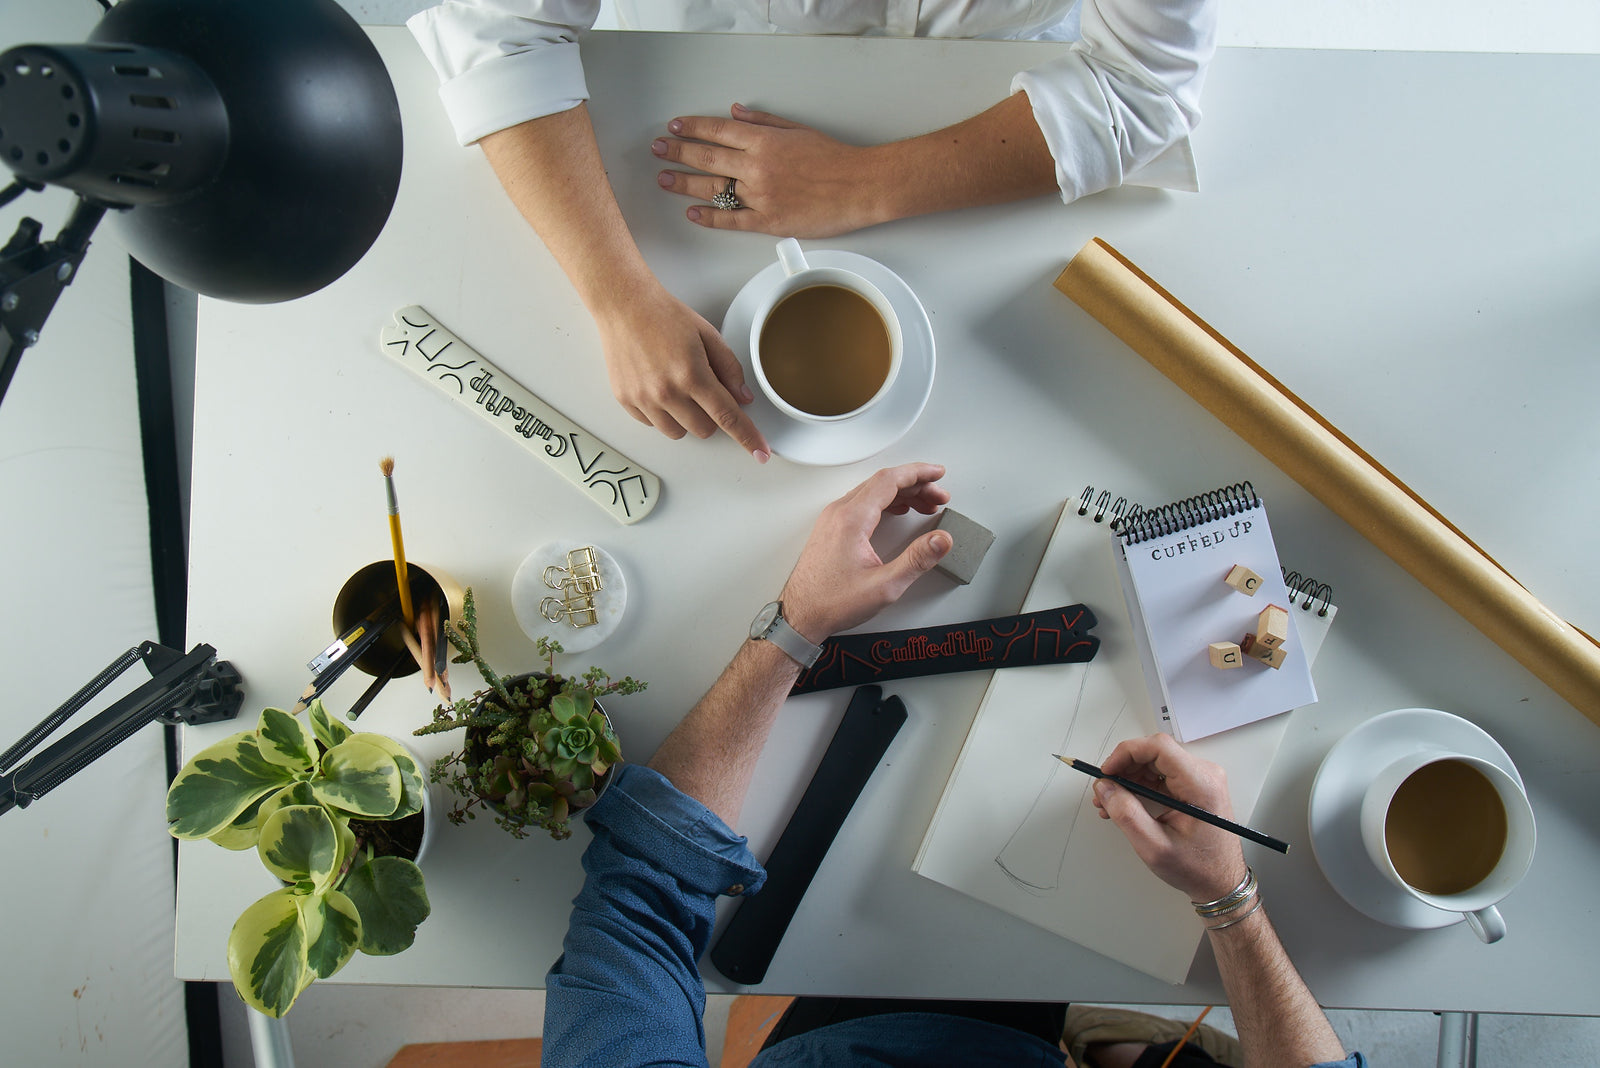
[
  {"x1": 913, "y1": 501, "x2": 1335, "y2": 983},
  {"x1": 1114, "y1": 503, "x2": 1317, "y2": 742}
]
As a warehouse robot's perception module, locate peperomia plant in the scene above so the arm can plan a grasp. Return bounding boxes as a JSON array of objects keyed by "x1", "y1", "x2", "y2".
[
  {"x1": 414, "y1": 587, "x2": 640, "y2": 840},
  {"x1": 166, "y1": 701, "x2": 431, "y2": 1017}
]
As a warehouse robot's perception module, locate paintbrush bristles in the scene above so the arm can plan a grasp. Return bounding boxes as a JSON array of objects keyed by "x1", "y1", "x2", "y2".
[{"x1": 379, "y1": 456, "x2": 394, "y2": 477}]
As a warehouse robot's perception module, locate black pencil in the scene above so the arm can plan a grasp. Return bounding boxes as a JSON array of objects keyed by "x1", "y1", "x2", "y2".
[{"x1": 1057, "y1": 755, "x2": 1290, "y2": 854}]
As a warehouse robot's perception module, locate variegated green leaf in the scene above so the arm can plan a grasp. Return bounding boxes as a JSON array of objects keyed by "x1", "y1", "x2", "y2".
[
  {"x1": 298, "y1": 889, "x2": 362, "y2": 980},
  {"x1": 167, "y1": 733, "x2": 299, "y2": 840},
  {"x1": 353, "y1": 734, "x2": 427, "y2": 819},
  {"x1": 311, "y1": 739, "x2": 401, "y2": 817},
  {"x1": 210, "y1": 796, "x2": 267, "y2": 852},
  {"x1": 258, "y1": 805, "x2": 339, "y2": 892},
  {"x1": 255, "y1": 782, "x2": 319, "y2": 831},
  {"x1": 257, "y1": 707, "x2": 317, "y2": 772},
  {"x1": 228, "y1": 888, "x2": 313, "y2": 1018},
  {"x1": 308, "y1": 699, "x2": 352, "y2": 750},
  {"x1": 341, "y1": 856, "x2": 430, "y2": 956}
]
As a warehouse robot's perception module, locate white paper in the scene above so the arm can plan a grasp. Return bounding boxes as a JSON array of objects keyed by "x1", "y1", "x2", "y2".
[{"x1": 913, "y1": 500, "x2": 1334, "y2": 983}]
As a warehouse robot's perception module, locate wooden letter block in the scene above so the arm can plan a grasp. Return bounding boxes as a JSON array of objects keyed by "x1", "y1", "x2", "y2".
[
  {"x1": 1224, "y1": 564, "x2": 1263, "y2": 595},
  {"x1": 1241, "y1": 633, "x2": 1288, "y2": 669},
  {"x1": 1256, "y1": 604, "x2": 1290, "y2": 650},
  {"x1": 1209, "y1": 641, "x2": 1243, "y2": 669}
]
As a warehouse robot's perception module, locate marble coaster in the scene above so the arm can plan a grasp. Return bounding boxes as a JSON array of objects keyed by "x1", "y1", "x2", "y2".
[{"x1": 511, "y1": 543, "x2": 626, "y2": 654}]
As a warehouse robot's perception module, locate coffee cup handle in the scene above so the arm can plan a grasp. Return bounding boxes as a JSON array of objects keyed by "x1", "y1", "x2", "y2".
[
  {"x1": 1463, "y1": 905, "x2": 1506, "y2": 944},
  {"x1": 777, "y1": 238, "x2": 808, "y2": 277}
]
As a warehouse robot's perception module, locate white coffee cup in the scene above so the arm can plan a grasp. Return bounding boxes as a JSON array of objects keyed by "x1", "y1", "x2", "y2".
[
  {"x1": 1358, "y1": 750, "x2": 1535, "y2": 943},
  {"x1": 748, "y1": 238, "x2": 902, "y2": 424}
]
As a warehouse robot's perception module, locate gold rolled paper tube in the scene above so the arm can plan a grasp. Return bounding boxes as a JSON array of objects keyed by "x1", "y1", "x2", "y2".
[{"x1": 1055, "y1": 237, "x2": 1600, "y2": 727}]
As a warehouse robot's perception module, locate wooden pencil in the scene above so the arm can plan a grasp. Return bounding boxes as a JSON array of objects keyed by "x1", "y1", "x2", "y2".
[
  {"x1": 1057, "y1": 755, "x2": 1290, "y2": 854},
  {"x1": 1157, "y1": 1006, "x2": 1212, "y2": 1068}
]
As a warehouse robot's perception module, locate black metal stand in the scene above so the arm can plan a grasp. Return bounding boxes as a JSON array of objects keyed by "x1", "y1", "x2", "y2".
[
  {"x1": 0, "y1": 192, "x2": 107, "y2": 408},
  {"x1": 0, "y1": 641, "x2": 242, "y2": 816}
]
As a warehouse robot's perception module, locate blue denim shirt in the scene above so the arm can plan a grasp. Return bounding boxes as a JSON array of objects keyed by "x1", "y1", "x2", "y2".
[{"x1": 543, "y1": 764, "x2": 1367, "y2": 1068}]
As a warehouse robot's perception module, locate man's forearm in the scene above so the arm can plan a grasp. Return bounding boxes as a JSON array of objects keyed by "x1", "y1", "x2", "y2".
[
  {"x1": 479, "y1": 104, "x2": 652, "y2": 319},
  {"x1": 1207, "y1": 906, "x2": 1347, "y2": 1067},
  {"x1": 647, "y1": 639, "x2": 801, "y2": 828}
]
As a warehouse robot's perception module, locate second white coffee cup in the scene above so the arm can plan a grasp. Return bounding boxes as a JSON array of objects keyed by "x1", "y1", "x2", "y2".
[{"x1": 1357, "y1": 749, "x2": 1535, "y2": 943}]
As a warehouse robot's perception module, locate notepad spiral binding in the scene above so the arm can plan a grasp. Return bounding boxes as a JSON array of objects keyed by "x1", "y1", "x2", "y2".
[
  {"x1": 1117, "y1": 482, "x2": 1260, "y2": 544},
  {"x1": 1079, "y1": 483, "x2": 1336, "y2": 614}
]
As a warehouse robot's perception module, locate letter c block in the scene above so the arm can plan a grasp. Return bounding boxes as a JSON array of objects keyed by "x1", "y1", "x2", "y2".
[{"x1": 1224, "y1": 564, "x2": 1263, "y2": 595}]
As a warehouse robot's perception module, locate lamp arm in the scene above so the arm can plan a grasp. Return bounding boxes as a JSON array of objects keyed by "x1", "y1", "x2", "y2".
[
  {"x1": 0, "y1": 641, "x2": 243, "y2": 817},
  {"x1": 0, "y1": 196, "x2": 109, "y2": 408}
]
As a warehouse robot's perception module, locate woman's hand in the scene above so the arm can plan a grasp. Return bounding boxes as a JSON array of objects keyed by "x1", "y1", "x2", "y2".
[
  {"x1": 653, "y1": 104, "x2": 889, "y2": 238},
  {"x1": 595, "y1": 280, "x2": 770, "y2": 461}
]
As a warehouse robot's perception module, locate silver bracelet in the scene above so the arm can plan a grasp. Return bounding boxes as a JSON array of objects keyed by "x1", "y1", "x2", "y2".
[
  {"x1": 1205, "y1": 895, "x2": 1265, "y2": 931},
  {"x1": 1193, "y1": 866, "x2": 1256, "y2": 916}
]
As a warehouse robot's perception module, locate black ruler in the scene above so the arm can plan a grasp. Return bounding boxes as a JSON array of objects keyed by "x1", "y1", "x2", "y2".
[{"x1": 710, "y1": 685, "x2": 907, "y2": 985}]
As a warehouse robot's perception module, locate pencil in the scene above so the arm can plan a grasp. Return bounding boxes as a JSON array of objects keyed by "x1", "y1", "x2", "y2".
[
  {"x1": 1157, "y1": 1006, "x2": 1212, "y2": 1068},
  {"x1": 379, "y1": 456, "x2": 416, "y2": 628},
  {"x1": 1057, "y1": 755, "x2": 1291, "y2": 854}
]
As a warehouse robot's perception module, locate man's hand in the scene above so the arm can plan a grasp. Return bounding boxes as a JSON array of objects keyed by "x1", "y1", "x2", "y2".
[
  {"x1": 779, "y1": 463, "x2": 953, "y2": 643},
  {"x1": 595, "y1": 280, "x2": 771, "y2": 460},
  {"x1": 1091, "y1": 734, "x2": 1250, "y2": 904},
  {"x1": 653, "y1": 104, "x2": 887, "y2": 238}
]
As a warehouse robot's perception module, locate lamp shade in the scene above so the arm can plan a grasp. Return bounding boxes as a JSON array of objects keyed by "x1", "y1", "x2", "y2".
[{"x1": 0, "y1": 0, "x2": 402, "y2": 303}]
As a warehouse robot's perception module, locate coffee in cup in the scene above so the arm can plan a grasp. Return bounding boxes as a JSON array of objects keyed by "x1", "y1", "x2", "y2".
[
  {"x1": 1359, "y1": 750, "x2": 1535, "y2": 943},
  {"x1": 749, "y1": 239, "x2": 902, "y2": 423}
]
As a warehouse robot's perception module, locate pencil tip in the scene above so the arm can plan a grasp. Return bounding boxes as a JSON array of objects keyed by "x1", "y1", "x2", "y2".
[{"x1": 379, "y1": 456, "x2": 394, "y2": 477}]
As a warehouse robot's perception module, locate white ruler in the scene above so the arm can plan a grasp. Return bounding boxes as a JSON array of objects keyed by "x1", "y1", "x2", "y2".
[{"x1": 379, "y1": 306, "x2": 660, "y2": 524}]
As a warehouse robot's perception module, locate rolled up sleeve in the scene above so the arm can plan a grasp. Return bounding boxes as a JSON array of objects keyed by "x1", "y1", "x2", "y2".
[
  {"x1": 1011, "y1": 0, "x2": 1217, "y2": 201},
  {"x1": 407, "y1": 0, "x2": 600, "y2": 145},
  {"x1": 543, "y1": 763, "x2": 767, "y2": 1068}
]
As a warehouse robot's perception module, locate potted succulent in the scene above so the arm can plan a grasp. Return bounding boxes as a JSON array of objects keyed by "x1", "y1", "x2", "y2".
[
  {"x1": 166, "y1": 700, "x2": 432, "y2": 1017},
  {"x1": 415, "y1": 587, "x2": 643, "y2": 840}
]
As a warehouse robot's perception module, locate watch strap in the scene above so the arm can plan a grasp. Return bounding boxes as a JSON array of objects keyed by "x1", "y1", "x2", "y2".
[
  {"x1": 756, "y1": 605, "x2": 823, "y2": 668},
  {"x1": 710, "y1": 685, "x2": 906, "y2": 985},
  {"x1": 790, "y1": 603, "x2": 1099, "y2": 696}
]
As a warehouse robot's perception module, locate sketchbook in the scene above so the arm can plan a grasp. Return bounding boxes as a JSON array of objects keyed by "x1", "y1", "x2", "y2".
[
  {"x1": 1114, "y1": 484, "x2": 1316, "y2": 742},
  {"x1": 912, "y1": 496, "x2": 1336, "y2": 983}
]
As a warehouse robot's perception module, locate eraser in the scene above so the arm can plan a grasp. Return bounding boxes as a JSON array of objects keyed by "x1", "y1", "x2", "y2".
[
  {"x1": 1209, "y1": 641, "x2": 1243, "y2": 669},
  {"x1": 1224, "y1": 564, "x2": 1263, "y2": 595},
  {"x1": 932, "y1": 509, "x2": 995, "y2": 586}
]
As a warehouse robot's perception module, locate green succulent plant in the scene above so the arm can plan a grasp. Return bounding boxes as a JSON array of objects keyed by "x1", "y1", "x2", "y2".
[
  {"x1": 414, "y1": 587, "x2": 641, "y2": 840},
  {"x1": 166, "y1": 701, "x2": 431, "y2": 1017}
]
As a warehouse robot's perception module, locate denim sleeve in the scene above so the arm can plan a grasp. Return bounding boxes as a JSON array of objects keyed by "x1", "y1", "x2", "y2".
[
  {"x1": 543, "y1": 763, "x2": 767, "y2": 1068},
  {"x1": 1313, "y1": 1056, "x2": 1368, "y2": 1068}
]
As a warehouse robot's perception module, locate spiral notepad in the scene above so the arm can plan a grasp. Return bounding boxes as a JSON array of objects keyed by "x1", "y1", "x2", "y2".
[{"x1": 1112, "y1": 483, "x2": 1318, "y2": 742}]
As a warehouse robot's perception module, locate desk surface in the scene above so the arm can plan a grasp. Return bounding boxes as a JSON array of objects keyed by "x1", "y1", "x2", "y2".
[{"x1": 180, "y1": 28, "x2": 1600, "y2": 1014}]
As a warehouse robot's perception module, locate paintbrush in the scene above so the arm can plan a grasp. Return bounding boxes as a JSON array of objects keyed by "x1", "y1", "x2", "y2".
[
  {"x1": 379, "y1": 456, "x2": 415, "y2": 628},
  {"x1": 1057, "y1": 755, "x2": 1290, "y2": 854}
]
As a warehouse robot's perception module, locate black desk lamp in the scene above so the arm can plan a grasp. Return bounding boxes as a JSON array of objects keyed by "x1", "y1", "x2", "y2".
[{"x1": 0, "y1": 0, "x2": 403, "y2": 406}]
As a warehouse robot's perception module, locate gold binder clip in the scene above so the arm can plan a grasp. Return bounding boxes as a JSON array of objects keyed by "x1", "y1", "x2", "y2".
[
  {"x1": 540, "y1": 583, "x2": 599, "y2": 628},
  {"x1": 543, "y1": 546, "x2": 604, "y2": 597}
]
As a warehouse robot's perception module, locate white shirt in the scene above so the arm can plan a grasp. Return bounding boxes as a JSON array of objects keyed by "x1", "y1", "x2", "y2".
[{"x1": 408, "y1": 0, "x2": 1216, "y2": 203}]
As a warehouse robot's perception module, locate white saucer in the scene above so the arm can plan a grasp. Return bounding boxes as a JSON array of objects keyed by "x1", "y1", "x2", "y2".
[
  {"x1": 510, "y1": 543, "x2": 626, "y2": 654},
  {"x1": 1308, "y1": 707, "x2": 1524, "y2": 930},
  {"x1": 722, "y1": 250, "x2": 936, "y2": 466}
]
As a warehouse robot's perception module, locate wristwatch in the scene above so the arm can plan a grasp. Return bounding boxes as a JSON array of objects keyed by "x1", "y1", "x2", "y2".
[{"x1": 749, "y1": 600, "x2": 824, "y2": 668}]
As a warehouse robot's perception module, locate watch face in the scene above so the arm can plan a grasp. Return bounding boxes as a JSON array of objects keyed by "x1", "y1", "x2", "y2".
[{"x1": 750, "y1": 600, "x2": 781, "y2": 639}]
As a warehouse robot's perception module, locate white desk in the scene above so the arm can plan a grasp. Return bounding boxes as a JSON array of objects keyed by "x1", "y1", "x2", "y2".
[{"x1": 180, "y1": 29, "x2": 1600, "y2": 1014}]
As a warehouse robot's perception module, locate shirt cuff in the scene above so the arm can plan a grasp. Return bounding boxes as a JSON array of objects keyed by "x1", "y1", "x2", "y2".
[
  {"x1": 407, "y1": 11, "x2": 591, "y2": 146},
  {"x1": 588, "y1": 763, "x2": 767, "y2": 898}
]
